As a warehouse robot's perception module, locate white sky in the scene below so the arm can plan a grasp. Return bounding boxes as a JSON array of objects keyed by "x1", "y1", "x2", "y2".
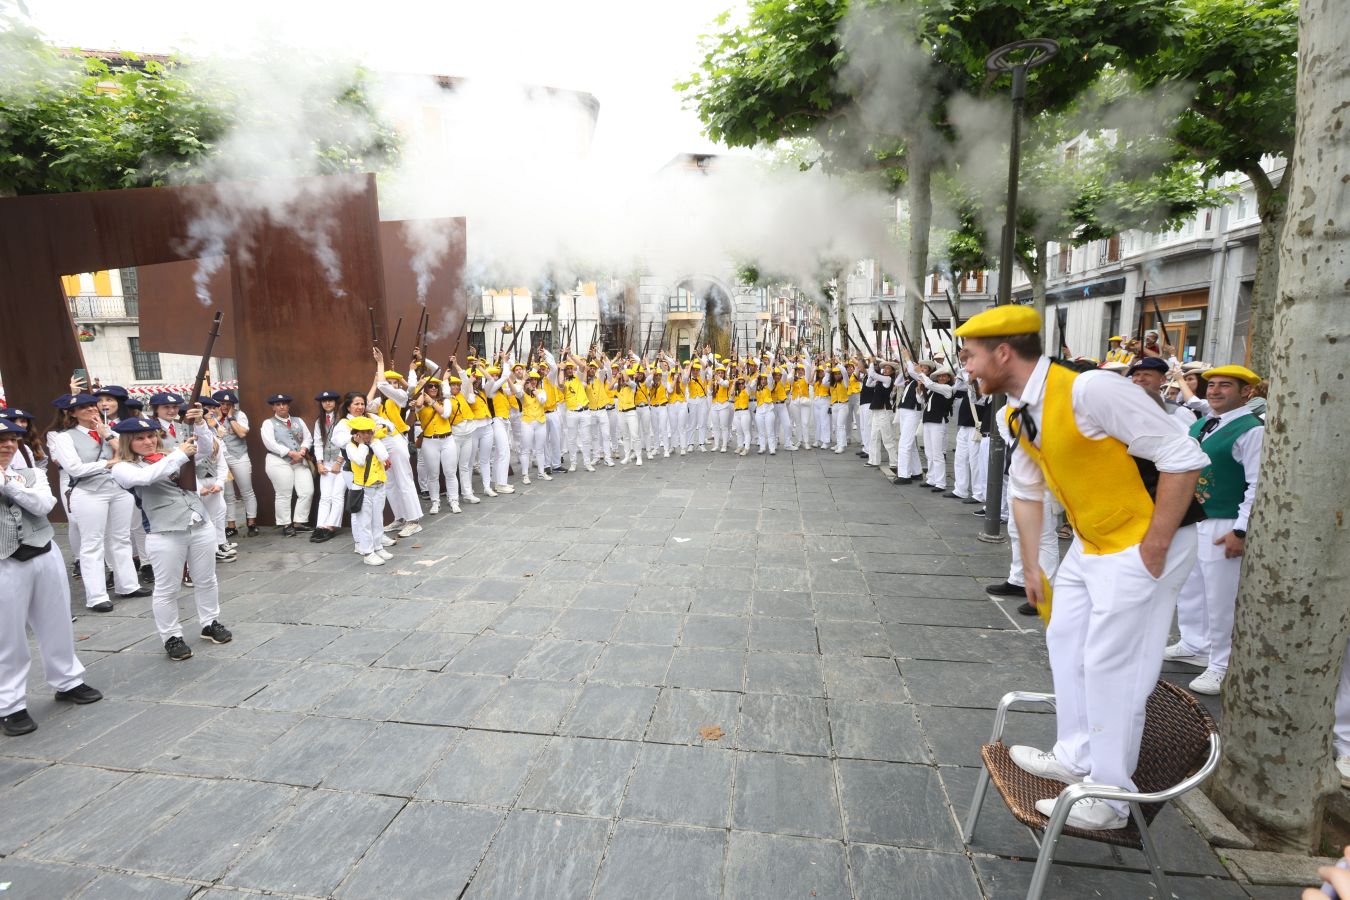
[{"x1": 24, "y1": 0, "x2": 740, "y2": 176}]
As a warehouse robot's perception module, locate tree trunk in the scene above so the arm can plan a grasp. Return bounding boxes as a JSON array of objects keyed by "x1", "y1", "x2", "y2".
[
  {"x1": 1207, "y1": 0, "x2": 1350, "y2": 852},
  {"x1": 1030, "y1": 239, "x2": 1048, "y2": 320},
  {"x1": 1245, "y1": 164, "x2": 1291, "y2": 374},
  {"x1": 904, "y1": 149, "x2": 933, "y2": 347}
]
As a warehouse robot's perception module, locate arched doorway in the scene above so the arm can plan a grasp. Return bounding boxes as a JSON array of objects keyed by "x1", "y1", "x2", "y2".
[{"x1": 671, "y1": 277, "x2": 733, "y2": 360}]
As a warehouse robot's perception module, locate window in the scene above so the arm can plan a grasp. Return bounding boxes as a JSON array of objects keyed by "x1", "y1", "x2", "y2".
[
  {"x1": 1100, "y1": 235, "x2": 1121, "y2": 264},
  {"x1": 468, "y1": 331, "x2": 485, "y2": 355},
  {"x1": 669, "y1": 287, "x2": 694, "y2": 312},
  {"x1": 1056, "y1": 244, "x2": 1072, "y2": 276},
  {"x1": 1103, "y1": 300, "x2": 1121, "y2": 348},
  {"x1": 755, "y1": 288, "x2": 768, "y2": 312},
  {"x1": 128, "y1": 337, "x2": 162, "y2": 381}
]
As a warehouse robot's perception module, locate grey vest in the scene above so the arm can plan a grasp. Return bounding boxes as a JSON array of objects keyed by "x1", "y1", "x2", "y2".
[
  {"x1": 128, "y1": 458, "x2": 207, "y2": 533},
  {"x1": 195, "y1": 433, "x2": 218, "y2": 482},
  {"x1": 0, "y1": 468, "x2": 55, "y2": 559},
  {"x1": 270, "y1": 417, "x2": 303, "y2": 453},
  {"x1": 65, "y1": 427, "x2": 114, "y2": 490},
  {"x1": 221, "y1": 412, "x2": 249, "y2": 458},
  {"x1": 158, "y1": 418, "x2": 183, "y2": 451},
  {"x1": 315, "y1": 415, "x2": 341, "y2": 464}
]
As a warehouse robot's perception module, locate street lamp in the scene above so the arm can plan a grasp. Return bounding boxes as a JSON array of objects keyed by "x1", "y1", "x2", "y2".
[{"x1": 979, "y1": 38, "x2": 1058, "y2": 544}]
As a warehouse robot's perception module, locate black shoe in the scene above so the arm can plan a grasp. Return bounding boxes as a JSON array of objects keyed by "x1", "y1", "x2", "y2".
[
  {"x1": 88, "y1": 601, "x2": 115, "y2": 613},
  {"x1": 418, "y1": 490, "x2": 430, "y2": 499},
  {"x1": 855, "y1": 451, "x2": 868, "y2": 458},
  {"x1": 247, "y1": 524, "x2": 260, "y2": 537},
  {"x1": 225, "y1": 526, "x2": 239, "y2": 539},
  {"x1": 1016, "y1": 601, "x2": 1039, "y2": 617},
  {"x1": 1, "y1": 709, "x2": 37, "y2": 736},
  {"x1": 165, "y1": 636, "x2": 193, "y2": 660},
  {"x1": 116, "y1": 587, "x2": 152, "y2": 599},
  {"x1": 139, "y1": 565, "x2": 155, "y2": 584},
  {"x1": 292, "y1": 523, "x2": 312, "y2": 533},
  {"x1": 894, "y1": 476, "x2": 913, "y2": 485},
  {"x1": 962, "y1": 498, "x2": 981, "y2": 505},
  {"x1": 54, "y1": 683, "x2": 103, "y2": 704},
  {"x1": 971, "y1": 508, "x2": 987, "y2": 516},
  {"x1": 105, "y1": 571, "x2": 115, "y2": 589},
  {"x1": 985, "y1": 580, "x2": 1027, "y2": 598},
  {"x1": 942, "y1": 492, "x2": 961, "y2": 499},
  {"x1": 201, "y1": 621, "x2": 233, "y2": 644},
  {"x1": 72, "y1": 561, "x2": 82, "y2": 579},
  {"x1": 308, "y1": 529, "x2": 324, "y2": 543},
  {"x1": 282, "y1": 525, "x2": 297, "y2": 537},
  {"x1": 930, "y1": 486, "x2": 945, "y2": 492}
]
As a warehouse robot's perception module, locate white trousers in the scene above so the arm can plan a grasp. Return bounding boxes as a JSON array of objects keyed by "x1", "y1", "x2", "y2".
[
  {"x1": 1047, "y1": 527, "x2": 1198, "y2": 816},
  {"x1": 711, "y1": 403, "x2": 731, "y2": 450},
  {"x1": 832, "y1": 403, "x2": 851, "y2": 451},
  {"x1": 813, "y1": 398, "x2": 831, "y2": 445},
  {"x1": 858, "y1": 406, "x2": 871, "y2": 450},
  {"x1": 636, "y1": 407, "x2": 654, "y2": 454},
  {"x1": 671, "y1": 404, "x2": 690, "y2": 450},
  {"x1": 420, "y1": 436, "x2": 459, "y2": 500},
  {"x1": 895, "y1": 409, "x2": 924, "y2": 478},
  {"x1": 67, "y1": 486, "x2": 138, "y2": 607},
  {"x1": 0, "y1": 547, "x2": 85, "y2": 717},
  {"x1": 867, "y1": 409, "x2": 899, "y2": 467},
  {"x1": 416, "y1": 432, "x2": 432, "y2": 492},
  {"x1": 263, "y1": 455, "x2": 313, "y2": 526},
  {"x1": 225, "y1": 454, "x2": 258, "y2": 522},
  {"x1": 490, "y1": 418, "x2": 512, "y2": 487},
  {"x1": 565, "y1": 408, "x2": 591, "y2": 465},
  {"x1": 652, "y1": 406, "x2": 671, "y2": 454},
  {"x1": 789, "y1": 399, "x2": 809, "y2": 448},
  {"x1": 619, "y1": 410, "x2": 643, "y2": 463},
  {"x1": 201, "y1": 489, "x2": 227, "y2": 544},
  {"x1": 383, "y1": 434, "x2": 422, "y2": 523},
  {"x1": 733, "y1": 409, "x2": 753, "y2": 450},
  {"x1": 972, "y1": 434, "x2": 989, "y2": 503},
  {"x1": 130, "y1": 505, "x2": 147, "y2": 560},
  {"x1": 952, "y1": 426, "x2": 979, "y2": 498},
  {"x1": 689, "y1": 397, "x2": 709, "y2": 444},
  {"x1": 1173, "y1": 518, "x2": 1243, "y2": 673},
  {"x1": 848, "y1": 396, "x2": 861, "y2": 439},
  {"x1": 922, "y1": 421, "x2": 948, "y2": 488},
  {"x1": 316, "y1": 470, "x2": 345, "y2": 529},
  {"x1": 146, "y1": 522, "x2": 221, "y2": 642},
  {"x1": 520, "y1": 420, "x2": 548, "y2": 475},
  {"x1": 546, "y1": 410, "x2": 563, "y2": 467},
  {"x1": 351, "y1": 483, "x2": 386, "y2": 555},
  {"x1": 755, "y1": 405, "x2": 778, "y2": 453},
  {"x1": 1008, "y1": 494, "x2": 1061, "y2": 587},
  {"x1": 776, "y1": 403, "x2": 791, "y2": 446}
]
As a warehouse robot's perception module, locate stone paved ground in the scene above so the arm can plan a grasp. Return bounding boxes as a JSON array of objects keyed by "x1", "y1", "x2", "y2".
[{"x1": 0, "y1": 445, "x2": 1257, "y2": 899}]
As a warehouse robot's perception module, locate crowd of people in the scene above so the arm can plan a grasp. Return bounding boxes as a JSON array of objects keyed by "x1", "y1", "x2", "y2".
[{"x1": 3, "y1": 318, "x2": 1345, "y2": 822}]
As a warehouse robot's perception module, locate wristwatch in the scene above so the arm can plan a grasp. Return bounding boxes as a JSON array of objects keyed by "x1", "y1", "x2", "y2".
[{"x1": 1232, "y1": 529, "x2": 1247, "y2": 539}]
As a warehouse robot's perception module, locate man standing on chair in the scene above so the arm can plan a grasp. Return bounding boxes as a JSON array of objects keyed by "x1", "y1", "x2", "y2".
[{"x1": 958, "y1": 305, "x2": 1207, "y2": 831}]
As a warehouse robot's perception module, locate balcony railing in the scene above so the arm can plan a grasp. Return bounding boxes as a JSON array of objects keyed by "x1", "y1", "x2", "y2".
[{"x1": 68, "y1": 295, "x2": 139, "y2": 320}]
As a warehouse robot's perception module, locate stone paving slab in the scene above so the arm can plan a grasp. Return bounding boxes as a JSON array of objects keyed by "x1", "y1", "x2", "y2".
[{"x1": 0, "y1": 445, "x2": 1260, "y2": 899}]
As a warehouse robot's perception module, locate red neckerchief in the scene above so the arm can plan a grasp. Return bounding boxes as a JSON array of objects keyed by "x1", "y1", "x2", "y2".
[{"x1": 144, "y1": 453, "x2": 165, "y2": 463}]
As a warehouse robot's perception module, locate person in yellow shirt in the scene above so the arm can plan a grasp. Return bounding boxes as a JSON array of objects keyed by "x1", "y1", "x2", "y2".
[
  {"x1": 731, "y1": 372, "x2": 753, "y2": 455},
  {"x1": 650, "y1": 359, "x2": 673, "y2": 458},
  {"x1": 412, "y1": 377, "x2": 461, "y2": 515},
  {"x1": 1104, "y1": 336, "x2": 1135, "y2": 366},
  {"x1": 537, "y1": 358, "x2": 565, "y2": 473},
  {"x1": 369, "y1": 350, "x2": 423, "y2": 537},
  {"x1": 559, "y1": 359, "x2": 593, "y2": 472},
  {"x1": 687, "y1": 359, "x2": 710, "y2": 451},
  {"x1": 789, "y1": 361, "x2": 812, "y2": 450},
  {"x1": 583, "y1": 359, "x2": 615, "y2": 467},
  {"x1": 483, "y1": 359, "x2": 517, "y2": 495},
  {"x1": 343, "y1": 416, "x2": 391, "y2": 567},
  {"x1": 812, "y1": 365, "x2": 832, "y2": 448},
  {"x1": 668, "y1": 363, "x2": 690, "y2": 456},
  {"x1": 830, "y1": 365, "x2": 852, "y2": 453},
  {"x1": 710, "y1": 364, "x2": 732, "y2": 452},
  {"x1": 614, "y1": 367, "x2": 644, "y2": 467},
  {"x1": 511, "y1": 368, "x2": 553, "y2": 484},
  {"x1": 753, "y1": 372, "x2": 778, "y2": 455},
  {"x1": 771, "y1": 366, "x2": 792, "y2": 450},
  {"x1": 451, "y1": 359, "x2": 492, "y2": 503}
]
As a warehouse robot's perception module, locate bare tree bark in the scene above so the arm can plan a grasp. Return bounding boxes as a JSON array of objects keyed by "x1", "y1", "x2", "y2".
[
  {"x1": 1208, "y1": 0, "x2": 1350, "y2": 852},
  {"x1": 1245, "y1": 163, "x2": 1292, "y2": 374},
  {"x1": 904, "y1": 148, "x2": 933, "y2": 346}
]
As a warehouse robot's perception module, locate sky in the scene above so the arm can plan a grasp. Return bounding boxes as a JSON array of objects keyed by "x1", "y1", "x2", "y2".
[{"x1": 24, "y1": 0, "x2": 740, "y2": 176}]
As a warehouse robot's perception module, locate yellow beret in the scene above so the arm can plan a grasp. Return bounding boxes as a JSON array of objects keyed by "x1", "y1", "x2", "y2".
[
  {"x1": 488, "y1": 366, "x2": 502, "y2": 375},
  {"x1": 347, "y1": 416, "x2": 376, "y2": 431},
  {"x1": 424, "y1": 377, "x2": 442, "y2": 385},
  {"x1": 954, "y1": 305, "x2": 1042, "y2": 338},
  {"x1": 1201, "y1": 364, "x2": 1260, "y2": 385},
  {"x1": 447, "y1": 376, "x2": 462, "y2": 384},
  {"x1": 382, "y1": 370, "x2": 404, "y2": 380},
  {"x1": 624, "y1": 367, "x2": 638, "y2": 376},
  {"x1": 1108, "y1": 335, "x2": 1125, "y2": 342}
]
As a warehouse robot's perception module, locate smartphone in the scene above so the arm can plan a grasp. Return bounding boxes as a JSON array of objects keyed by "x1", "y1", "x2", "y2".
[
  {"x1": 72, "y1": 368, "x2": 89, "y2": 388},
  {"x1": 1323, "y1": 857, "x2": 1349, "y2": 897}
]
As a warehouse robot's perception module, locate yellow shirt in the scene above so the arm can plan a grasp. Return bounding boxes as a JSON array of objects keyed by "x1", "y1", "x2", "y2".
[
  {"x1": 831, "y1": 380, "x2": 849, "y2": 403},
  {"x1": 378, "y1": 397, "x2": 410, "y2": 434},
  {"x1": 616, "y1": 384, "x2": 637, "y2": 411},
  {"x1": 755, "y1": 385, "x2": 774, "y2": 405},
  {"x1": 813, "y1": 379, "x2": 831, "y2": 398},
  {"x1": 586, "y1": 379, "x2": 611, "y2": 410},
  {"x1": 791, "y1": 379, "x2": 809, "y2": 400},
  {"x1": 713, "y1": 382, "x2": 729, "y2": 403},
  {"x1": 773, "y1": 379, "x2": 789, "y2": 402},
  {"x1": 417, "y1": 403, "x2": 453, "y2": 437},
  {"x1": 849, "y1": 375, "x2": 863, "y2": 396},
  {"x1": 733, "y1": 387, "x2": 750, "y2": 410},
  {"x1": 564, "y1": 377, "x2": 589, "y2": 412},
  {"x1": 521, "y1": 390, "x2": 546, "y2": 424}
]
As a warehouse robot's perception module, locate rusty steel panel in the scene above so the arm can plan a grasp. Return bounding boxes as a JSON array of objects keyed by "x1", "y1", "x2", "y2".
[
  {"x1": 0, "y1": 173, "x2": 390, "y2": 525},
  {"x1": 137, "y1": 258, "x2": 237, "y2": 358},
  {"x1": 378, "y1": 218, "x2": 468, "y2": 370}
]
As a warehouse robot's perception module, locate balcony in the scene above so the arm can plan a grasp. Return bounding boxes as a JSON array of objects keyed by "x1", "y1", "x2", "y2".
[{"x1": 68, "y1": 295, "x2": 139, "y2": 322}]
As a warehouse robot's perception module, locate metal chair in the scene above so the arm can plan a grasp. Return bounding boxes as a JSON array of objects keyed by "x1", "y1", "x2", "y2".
[{"x1": 963, "y1": 680, "x2": 1221, "y2": 900}]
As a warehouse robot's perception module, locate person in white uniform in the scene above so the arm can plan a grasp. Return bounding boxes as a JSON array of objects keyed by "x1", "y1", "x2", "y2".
[
  {"x1": 0, "y1": 417, "x2": 104, "y2": 737},
  {"x1": 311, "y1": 390, "x2": 345, "y2": 543},
  {"x1": 259, "y1": 394, "x2": 314, "y2": 537},
  {"x1": 44, "y1": 392, "x2": 147, "y2": 612},
  {"x1": 110, "y1": 416, "x2": 233, "y2": 661},
  {"x1": 891, "y1": 362, "x2": 927, "y2": 484},
  {"x1": 947, "y1": 354, "x2": 986, "y2": 503},
  {"x1": 369, "y1": 353, "x2": 426, "y2": 537},
  {"x1": 343, "y1": 416, "x2": 392, "y2": 567},
  {"x1": 959, "y1": 305, "x2": 1208, "y2": 832},
  {"x1": 903, "y1": 355, "x2": 955, "y2": 491},
  {"x1": 1163, "y1": 365, "x2": 1264, "y2": 696},
  {"x1": 212, "y1": 390, "x2": 259, "y2": 538},
  {"x1": 192, "y1": 396, "x2": 236, "y2": 563}
]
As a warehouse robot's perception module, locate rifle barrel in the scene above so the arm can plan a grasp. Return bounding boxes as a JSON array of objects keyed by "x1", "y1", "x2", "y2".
[{"x1": 188, "y1": 312, "x2": 224, "y2": 407}]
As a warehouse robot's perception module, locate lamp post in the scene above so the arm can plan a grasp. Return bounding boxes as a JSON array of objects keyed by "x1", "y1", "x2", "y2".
[{"x1": 979, "y1": 38, "x2": 1058, "y2": 544}]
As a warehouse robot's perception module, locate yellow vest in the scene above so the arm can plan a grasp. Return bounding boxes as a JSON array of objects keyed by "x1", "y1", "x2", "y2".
[
  {"x1": 755, "y1": 385, "x2": 774, "y2": 405},
  {"x1": 773, "y1": 379, "x2": 789, "y2": 402},
  {"x1": 653, "y1": 380, "x2": 669, "y2": 406},
  {"x1": 733, "y1": 388, "x2": 750, "y2": 410},
  {"x1": 543, "y1": 379, "x2": 561, "y2": 413},
  {"x1": 636, "y1": 382, "x2": 650, "y2": 406},
  {"x1": 468, "y1": 393, "x2": 490, "y2": 420},
  {"x1": 348, "y1": 447, "x2": 387, "y2": 486},
  {"x1": 521, "y1": 390, "x2": 546, "y2": 424},
  {"x1": 814, "y1": 380, "x2": 831, "y2": 398},
  {"x1": 688, "y1": 378, "x2": 707, "y2": 399},
  {"x1": 669, "y1": 381, "x2": 686, "y2": 404},
  {"x1": 586, "y1": 379, "x2": 610, "y2": 410},
  {"x1": 490, "y1": 389, "x2": 511, "y2": 418},
  {"x1": 831, "y1": 380, "x2": 849, "y2": 403},
  {"x1": 617, "y1": 385, "x2": 637, "y2": 411},
  {"x1": 378, "y1": 397, "x2": 410, "y2": 434},
  {"x1": 791, "y1": 379, "x2": 808, "y2": 400},
  {"x1": 1007, "y1": 363, "x2": 1156, "y2": 555},
  {"x1": 418, "y1": 403, "x2": 452, "y2": 437},
  {"x1": 713, "y1": 383, "x2": 729, "y2": 403},
  {"x1": 849, "y1": 375, "x2": 862, "y2": 395},
  {"x1": 564, "y1": 377, "x2": 588, "y2": 412}
]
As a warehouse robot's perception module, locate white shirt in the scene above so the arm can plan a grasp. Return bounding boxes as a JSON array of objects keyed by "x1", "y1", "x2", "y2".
[
  {"x1": 0, "y1": 461, "x2": 56, "y2": 516},
  {"x1": 1196, "y1": 406, "x2": 1264, "y2": 531},
  {"x1": 1008, "y1": 356, "x2": 1210, "y2": 503},
  {"x1": 260, "y1": 416, "x2": 313, "y2": 459}
]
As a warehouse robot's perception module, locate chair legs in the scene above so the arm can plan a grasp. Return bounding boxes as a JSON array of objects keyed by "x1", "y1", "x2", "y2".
[
  {"x1": 1132, "y1": 802, "x2": 1171, "y2": 899},
  {"x1": 1025, "y1": 814, "x2": 1066, "y2": 900},
  {"x1": 963, "y1": 767, "x2": 992, "y2": 841}
]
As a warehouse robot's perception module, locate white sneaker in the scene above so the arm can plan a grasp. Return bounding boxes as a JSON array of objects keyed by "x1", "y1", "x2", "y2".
[
  {"x1": 720, "y1": 447, "x2": 728, "y2": 453},
  {"x1": 379, "y1": 535, "x2": 396, "y2": 547},
  {"x1": 635, "y1": 457, "x2": 642, "y2": 466},
  {"x1": 1033, "y1": 796, "x2": 1127, "y2": 830},
  {"x1": 1163, "y1": 642, "x2": 1209, "y2": 668},
  {"x1": 663, "y1": 450, "x2": 671, "y2": 458},
  {"x1": 398, "y1": 522, "x2": 423, "y2": 538},
  {"x1": 584, "y1": 462, "x2": 595, "y2": 472},
  {"x1": 604, "y1": 458, "x2": 614, "y2": 467},
  {"x1": 769, "y1": 449, "x2": 776, "y2": 455},
  {"x1": 429, "y1": 501, "x2": 440, "y2": 515},
  {"x1": 1336, "y1": 756, "x2": 1350, "y2": 788},
  {"x1": 383, "y1": 519, "x2": 402, "y2": 533},
  {"x1": 464, "y1": 494, "x2": 481, "y2": 504},
  {"x1": 619, "y1": 455, "x2": 629, "y2": 465},
  {"x1": 540, "y1": 471, "x2": 553, "y2": 481},
  {"x1": 679, "y1": 448, "x2": 686, "y2": 456},
  {"x1": 698, "y1": 445, "x2": 706, "y2": 452},
  {"x1": 363, "y1": 553, "x2": 385, "y2": 567},
  {"x1": 376, "y1": 548, "x2": 393, "y2": 560},
  {"x1": 757, "y1": 448, "x2": 765, "y2": 455},
  {"x1": 522, "y1": 474, "x2": 531, "y2": 485},
  {"x1": 484, "y1": 487, "x2": 497, "y2": 498},
  {"x1": 1009, "y1": 746, "x2": 1085, "y2": 783},
  {"x1": 1189, "y1": 669, "x2": 1225, "y2": 695},
  {"x1": 450, "y1": 501, "x2": 462, "y2": 514},
  {"x1": 497, "y1": 484, "x2": 515, "y2": 494},
  {"x1": 568, "y1": 462, "x2": 577, "y2": 472}
]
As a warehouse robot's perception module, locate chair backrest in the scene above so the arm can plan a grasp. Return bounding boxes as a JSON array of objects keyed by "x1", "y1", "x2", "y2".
[{"x1": 1134, "y1": 680, "x2": 1219, "y2": 820}]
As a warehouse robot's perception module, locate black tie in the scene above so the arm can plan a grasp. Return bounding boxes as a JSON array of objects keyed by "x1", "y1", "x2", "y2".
[
  {"x1": 1010, "y1": 405, "x2": 1038, "y2": 446},
  {"x1": 1199, "y1": 417, "x2": 1221, "y2": 440}
]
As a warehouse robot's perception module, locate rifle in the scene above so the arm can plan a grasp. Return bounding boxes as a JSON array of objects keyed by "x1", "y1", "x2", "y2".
[
  {"x1": 1055, "y1": 306, "x2": 1070, "y2": 358},
  {"x1": 1148, "y1": 294, "x2": 1170, "y2": 356},
  {"x1": 1135, "y1": 280, "x2": 1149, "y2": 353},
  {"x1": 943, "y1": 290, "x2": 964, "y2": 351},
  {"x1": 885, "y1": 304, "x2": 917, "y2": 359},
  {"x1": 182, "y1": 310, "x2": 224, "y2": 492},
  {"x1": 849, "y1": 313, "x2": 877, "y2": 358},
  {"x1": 388, "y1": 316, "x2": 404, "y2": 364},
  {"x1": 368, "y1": 307, "x2": 380, "y2": 350},
  {"x1": 507, "y1": 315, "x2": 530, "y2": 358}
]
